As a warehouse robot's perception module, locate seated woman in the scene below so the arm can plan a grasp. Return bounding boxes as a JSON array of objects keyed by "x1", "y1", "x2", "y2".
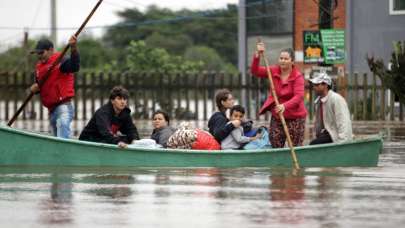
[
  {"x1": 208, "y1": 89, "x2": 241, "y2": 143},
  {"x1": 150, "y1": 110, "x2": 176, "y2": 148},
  {"x1": 79, "y1": 86, "x2": 139, "y2": 148}
]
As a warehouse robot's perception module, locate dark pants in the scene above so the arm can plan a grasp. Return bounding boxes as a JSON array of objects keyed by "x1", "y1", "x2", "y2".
[
  {"x1": 269, "y1": 117, "x2": 306, "y2": 148},
  {"x1": 310, "y1": 130, "x2": 333, "y2": 145}
]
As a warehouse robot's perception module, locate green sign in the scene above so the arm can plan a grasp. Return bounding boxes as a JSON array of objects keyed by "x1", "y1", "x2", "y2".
[
  {"x1": 303, "y1": 31, "x2": 323, "y2": 63},
  {"x1": 320, "y1": 29, "x2": 345, "y2": 64},
  {"x1": 303, "y1": 29, "x2": 345, "y2": 64}
]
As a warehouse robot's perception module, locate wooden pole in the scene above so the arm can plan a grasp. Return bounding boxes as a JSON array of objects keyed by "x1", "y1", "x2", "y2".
[
  {"x1": 259, "y1": 51, "x2": 300, "y2": 170},
  {"x1": 7, "y1": 0, "x2": 104, "y2": 126}
]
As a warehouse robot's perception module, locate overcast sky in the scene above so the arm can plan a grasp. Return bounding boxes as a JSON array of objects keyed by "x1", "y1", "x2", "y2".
[{"x1": 0, "y1": 0, "x2": 238, "y2": 50}]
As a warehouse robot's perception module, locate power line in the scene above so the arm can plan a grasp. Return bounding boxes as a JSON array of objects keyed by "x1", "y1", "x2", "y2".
[
  {"x1": 119, "y1": 0, "x2": 147, "y2": 8},
  {"x1": 103, "y1": 0, "x2": 132, "y2": 9},
  {"x1": 0, "y1": 10, "x2": 238, "y2": 31},
  {"x1": 0, "y1": 32, "x2": 23, "y2": 43},
  {"x1": 30, "y1": 0, "x2": 44, "y2": 27},
  {"x1": 241, "y1": 0, "x2": 287, "y2": 8},
  {"x1": 0, "y1": 0, "x2": 284, "y2": 32}
]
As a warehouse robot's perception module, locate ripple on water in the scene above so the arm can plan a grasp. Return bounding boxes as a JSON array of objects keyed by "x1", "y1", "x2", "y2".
[{"x1": 0, "y1": 135, "x2": 405, "y2": 227}]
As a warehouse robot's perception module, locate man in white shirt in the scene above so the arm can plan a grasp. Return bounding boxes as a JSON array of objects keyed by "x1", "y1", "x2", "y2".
[{"x1": 309, "y1": 73, "x2": 353, "y2": 145}]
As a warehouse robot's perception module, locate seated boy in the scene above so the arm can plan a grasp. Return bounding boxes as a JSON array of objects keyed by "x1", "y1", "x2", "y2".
[
  {"x1": 221, "y1": 105, "x2": 261, "y2": 150},
  {"x1": 79, "y1": 86, "x2": 140, "y2": 148}
]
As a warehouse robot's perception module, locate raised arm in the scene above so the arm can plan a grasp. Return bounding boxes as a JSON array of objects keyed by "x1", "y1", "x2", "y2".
[
  {"x1": 250, "y1": 42, "x2": 269, "y2": 78},
  {"x1": 60, "y1": 35, "x2": 80, "y2": 73}
]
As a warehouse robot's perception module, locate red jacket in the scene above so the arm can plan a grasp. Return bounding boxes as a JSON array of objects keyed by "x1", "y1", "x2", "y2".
[
  {"x1": 36, "y1": 52, "x2": 75, "y2": 111},
  {"x1": 250, "y1": 55, "x2": 307, "y2": 120}
]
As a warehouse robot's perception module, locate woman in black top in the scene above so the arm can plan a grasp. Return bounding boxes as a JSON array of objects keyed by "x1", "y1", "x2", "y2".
[{"x1": 207, "y1": 89, "x2": 241, "y2": 143}]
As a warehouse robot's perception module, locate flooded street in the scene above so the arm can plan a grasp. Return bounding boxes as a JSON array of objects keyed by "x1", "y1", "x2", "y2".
[
  {"x1": 1, "y1": 0, "x2": 403, "y2": 226},
  {"x1": 0, "y1": 121, "x2": 404, "y2": 227}
]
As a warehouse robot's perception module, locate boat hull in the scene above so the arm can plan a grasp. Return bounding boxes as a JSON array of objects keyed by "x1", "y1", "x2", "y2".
[{"x1": 0, "y1": 125, "x2": 382, "y2": 167}]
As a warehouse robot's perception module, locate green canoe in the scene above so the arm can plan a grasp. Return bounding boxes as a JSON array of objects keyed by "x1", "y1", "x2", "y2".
[{"x1": 0, "y1": 124, "x2": 382, "y2": 168}]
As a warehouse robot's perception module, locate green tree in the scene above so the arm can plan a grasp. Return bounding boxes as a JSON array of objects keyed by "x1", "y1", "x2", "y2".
[
  {"x1": 0, "y1": 40, "x2": 36, "y2": 72},
  {"x1": 180, "y1": 5, "x2": 238, "y2": 65},
  {"x1": 77, "y1": 38, "x2": 113, "y2": 71},
  {"x1": 103, "y1": 4, "x2": 238, "y2": 66},
  {"x1": 184, "y1": 46, "x2": 225, "y2": 72},
  {"x1": 119, "y1": 40, "x2": 203, "y2": 116},
  {"x1": 368, "y1": 41, "x2": 405, "y2": 104},
  {"x1": 145, "y1": 32, "x2": 193, "y2": 55},
  {"x1": 107, "y1": 40, "x2": 203, "y2": 73}
]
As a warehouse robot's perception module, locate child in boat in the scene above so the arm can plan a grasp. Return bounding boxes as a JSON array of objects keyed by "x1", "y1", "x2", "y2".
[{"x1": 221, "y1": 105, "x2": 261, "y2": 150}]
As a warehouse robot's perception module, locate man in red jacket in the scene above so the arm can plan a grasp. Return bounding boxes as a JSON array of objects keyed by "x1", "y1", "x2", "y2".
[{"x1": 30, "y1": 36, "x2": 80, "y2": 138}]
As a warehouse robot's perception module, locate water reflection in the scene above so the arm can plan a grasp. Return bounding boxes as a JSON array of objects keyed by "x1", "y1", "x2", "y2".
[
  {"x1": 0, "y1": 145, "x2": 405, "y2": 228},
  {"x1": 270, "y1": 171, "x2": 305, "y2": 201},
  {"x1": 193, "y1": 168, "x2": 225, "y2": 199},
  {"x1": 39, "y1": 173, "x2": 73, "y2": 225},
  {"x1": 154, "y1": 172, "x2": 171, "y2": 198},
  {"x1": 268, "y1": 170, "x2": 306, "y2": 225},
  {"x1": 86, "y1": 174, "x2": 135, "y2": 200}
]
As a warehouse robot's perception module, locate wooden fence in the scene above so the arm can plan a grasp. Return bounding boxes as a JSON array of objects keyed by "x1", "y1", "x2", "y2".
[{"x1": 0, "y1": 71, "x2": 403, "y2": 123}]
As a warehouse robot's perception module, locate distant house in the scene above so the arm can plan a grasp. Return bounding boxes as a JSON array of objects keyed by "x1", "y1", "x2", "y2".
[
  {"x1": 238, "y1": 0, "x2": 405, "y2": 76},
  {"x1": 238, "y1": 0, "x2": 345, "y2": 78},
  {"x1": 346, "y1": 0, "x2": 405, "y2": 75}
]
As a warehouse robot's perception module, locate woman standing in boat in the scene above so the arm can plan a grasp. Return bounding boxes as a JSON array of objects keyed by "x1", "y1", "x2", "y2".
[
  {"x1": 151, "y1": 110, "x2": 176, "y2": 148},
  {"x1": 208, "y1": 89, "x2": 241, "y2": 143},
  {"x1": 250, "y1": 42, "x2": 307, "y2": 148}
]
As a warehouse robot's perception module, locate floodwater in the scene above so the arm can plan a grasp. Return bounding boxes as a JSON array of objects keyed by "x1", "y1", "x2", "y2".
[{"x1": 0, "y1": 121, "x2": 405, "y2": 227}]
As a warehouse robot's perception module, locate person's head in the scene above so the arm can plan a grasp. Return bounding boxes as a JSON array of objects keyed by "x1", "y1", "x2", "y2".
[
  {"x1": 152, "y1": 110, "x2": 170, "y2": 129},
  {"x1": 215, "y1": 89, "x2": 234, "y2": 112},
  {"x1": 31, "y1": 39, "x2": 54, "y2": 63},
  {"x1": 230, "y1": 105, "x2": 245, "y2": 121},
  {"x1": 109, "y1": 86, "x2": 129, "y2": 113},
  {"x1": 278, "y1": 48, "x2": 294, "y2": 71},
  {"x1": 309, "y1": 72, "x2": 332, "y2": 96}
]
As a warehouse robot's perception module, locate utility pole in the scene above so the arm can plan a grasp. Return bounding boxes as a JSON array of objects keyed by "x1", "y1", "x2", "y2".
[
  {"x1": 50, "y1": 0, "x2": 57, "y2": 44},
  {"x1": 319, "y1": 0, "x2": 333, "y2": 68},
  {"x1": 238, "y1": 0, "x2": 247, "y2": 109},
  {"x1": 319, "y1": 0, "x2": 333, "y2": 29},
  {"x1": 23, "y1": 29, "x2": 29, "y2": 72},
  {"x1": 23, "y1": 28, "x2": 33, "y2": 119}
]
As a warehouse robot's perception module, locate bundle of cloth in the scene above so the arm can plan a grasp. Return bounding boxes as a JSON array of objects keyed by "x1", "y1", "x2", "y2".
[{"x1": 166, "y1": 122, "x2": 220, "y2": 150}]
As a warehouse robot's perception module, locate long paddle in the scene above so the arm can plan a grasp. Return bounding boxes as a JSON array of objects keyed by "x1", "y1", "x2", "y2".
[
  {"x1": 7, "y1": 0, "x2": 104, "y2": 127},
  {"x1": 258, "y1": 43, "x2": 300, "y2": 170}
]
